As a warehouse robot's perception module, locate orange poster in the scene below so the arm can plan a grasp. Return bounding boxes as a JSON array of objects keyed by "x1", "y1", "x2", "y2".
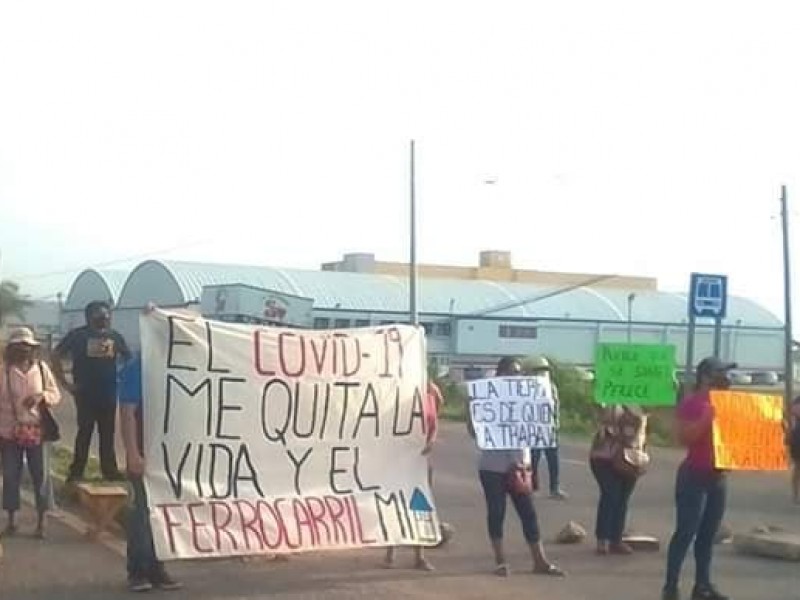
[{"x1": 711, "y1": 391, "x2": 788, "y2": 471}]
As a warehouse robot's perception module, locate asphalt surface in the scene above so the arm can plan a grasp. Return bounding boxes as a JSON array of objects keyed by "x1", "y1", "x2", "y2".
[{"x1": 1, "y1": 406, "x2": 799, "y2": 599}]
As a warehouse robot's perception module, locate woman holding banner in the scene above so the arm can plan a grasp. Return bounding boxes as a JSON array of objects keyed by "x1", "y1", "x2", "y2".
[
  {"x1": 471, "y1": 356, "x2": 565, "y2": 578},
  {"x1": 789, "y1": 395, "x2": 800, "y2": 504},
  {"x1": 383, "y1": 380, "x2": 440, "y2": 571},
  {"x1": 589, "y1": 405, "x2": 648, "y2": 555},
  {"x1": 662, "y1": 357, "x2": 734, "y2": 600}
]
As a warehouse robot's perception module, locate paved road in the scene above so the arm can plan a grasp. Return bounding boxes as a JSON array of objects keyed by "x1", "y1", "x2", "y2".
[{"x1": 3, "y1": 416, "x2": 799, "y2": 599}]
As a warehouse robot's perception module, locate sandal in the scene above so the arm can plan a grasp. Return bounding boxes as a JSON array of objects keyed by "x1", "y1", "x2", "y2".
[
  {"x1": 1, "y1": 524, "x2": 17, "y2": 538},
  {"x1": 533, "y1": 563, "x2": 566, "y2": 577},
  {"x1": 414, "y1": 558, "x2": 435, "y2": 572},
  {"x1": 609, "y1": 542, "x2": 634, "y2": 555},
  {"x1": 494, "y1": 563, "x2": 510, "y2": 577}
]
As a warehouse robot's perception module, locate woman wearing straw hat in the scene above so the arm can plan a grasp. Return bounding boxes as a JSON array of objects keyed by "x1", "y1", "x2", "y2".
[{"x1": 0, "y1": 327, "x2": 61, "y2": 538}]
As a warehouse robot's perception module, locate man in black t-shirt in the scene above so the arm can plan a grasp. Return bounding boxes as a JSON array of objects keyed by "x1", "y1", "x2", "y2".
[{"x1": 53, "y1": 301, "x2": 131, "y2": 481}]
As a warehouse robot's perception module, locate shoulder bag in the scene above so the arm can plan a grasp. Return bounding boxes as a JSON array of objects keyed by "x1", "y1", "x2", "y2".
[{"x1": 37, "y1": 362, "x2": 61, "y2": 443}]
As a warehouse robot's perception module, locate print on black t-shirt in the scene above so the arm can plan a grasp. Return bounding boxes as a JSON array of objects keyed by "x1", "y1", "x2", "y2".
[{"x1": 56, "y1": 326, "x2": 131, "y2": 400}]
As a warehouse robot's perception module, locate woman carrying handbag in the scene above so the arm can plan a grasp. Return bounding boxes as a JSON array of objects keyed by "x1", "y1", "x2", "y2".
[
  {"x1": 0, "y1": 327, "x2": 61, "y2": 538},
  {"x1": 589, "y1": 404, "x2": 649, "y2": 555}
]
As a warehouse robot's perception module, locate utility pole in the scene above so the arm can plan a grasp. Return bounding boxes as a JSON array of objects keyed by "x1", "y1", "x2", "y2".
[
  {"x1": 781, "y1": 185, "x2": 794, "y2": 411},
  {"x1": 409, "y1": 140, "x2": 419, "y2": 326}
]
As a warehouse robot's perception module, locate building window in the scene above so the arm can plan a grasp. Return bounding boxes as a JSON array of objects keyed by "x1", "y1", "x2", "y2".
[
  {"x1": 421, "y1": 322, "x2": 434, "y2": 335},
  {"x1": 380, "y1": 320, "x2": 395, "y2": 326},
  {"x1": 334, "y1": 318, "x2": 351, "y2": 329},
  {"x1": 498, "y1": 325, "x2": 538, "y2": 339},
  {"x1": 313, "y1": 317, "x2": 330, "y2": 329},
  {"x1": 435, "y1": 322, "x2": 452, "y2": 337},
  {"x1": 355, "y1": 319, "x2": 370, "y2": 328}
]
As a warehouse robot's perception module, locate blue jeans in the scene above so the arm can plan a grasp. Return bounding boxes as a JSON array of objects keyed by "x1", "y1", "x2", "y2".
[
  {"x1": 590, "y1": 458, "x2": 636, "y2": 543},
  {"x1": 532, "y1": 447, "x2": 560, "y2": 493},
  {"x1": 664, "y1": 465, "x2": 727, "y2": 590},
  {"x1": 1, "y1": 439, "x2": 46, "y2": 513},
  {"x1": 127, "y1": 476, "x2": 160, "y2": 578},
  {"x1": 478, "y1": 470, "x2": 541, "y2": 544}
]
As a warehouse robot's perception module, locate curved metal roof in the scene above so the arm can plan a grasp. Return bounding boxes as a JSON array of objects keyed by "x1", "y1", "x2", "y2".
[
  {"x1": 64, "y1": 269, "x2": 130, "y2": 310},
  {"x1": 110, "y1": 259, "x2": 783, "y2": 327}
]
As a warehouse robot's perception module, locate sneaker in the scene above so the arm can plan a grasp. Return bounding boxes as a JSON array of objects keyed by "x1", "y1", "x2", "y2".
[
  {"x1": 662, "y1": 587, "x2": 680, "y2": 600},
  {"x1": 151, "y1": 568, "x2": 182, "y2": 591},
  {"x1": 549, "y1": 489, "x2": 569, "y2": 500},
  {"x1": 128, "y1": 575, "x2": 153, "y2": 593},
  {"x1": 691, "y1": 584, "x2": 730, "y2": 600}
]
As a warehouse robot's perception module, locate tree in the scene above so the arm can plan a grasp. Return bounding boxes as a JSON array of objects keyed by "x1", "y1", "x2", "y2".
[{"x1": 0, "y1": 280, "x2": 33, "y2": 326}]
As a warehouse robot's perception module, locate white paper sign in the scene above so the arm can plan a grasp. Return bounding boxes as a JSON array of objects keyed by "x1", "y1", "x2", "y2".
[
  {"x1": 467, "y1": 376, "x2": 557, "y2": 450},
  {"x1": 140, "y1": 310, "x2": 440, "y2": 560}
]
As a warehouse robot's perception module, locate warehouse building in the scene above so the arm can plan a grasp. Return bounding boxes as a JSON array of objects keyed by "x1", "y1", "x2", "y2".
[{"x1": 60, "y1": 253, "x2": 787, "y2": 376}]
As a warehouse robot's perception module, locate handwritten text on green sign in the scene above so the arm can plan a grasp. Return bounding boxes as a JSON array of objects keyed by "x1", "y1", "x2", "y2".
[{"x1": 595, "y1": 343, "x2": 676, "y2": 406}]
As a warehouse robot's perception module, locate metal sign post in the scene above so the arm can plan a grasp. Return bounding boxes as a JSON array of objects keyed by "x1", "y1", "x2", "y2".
[
  {"x1": 683, "y1": 313, "x2": 697, "y2": 390},
  {"x1": 713, "y1": 317, "x2": 723, "y2": 359}
]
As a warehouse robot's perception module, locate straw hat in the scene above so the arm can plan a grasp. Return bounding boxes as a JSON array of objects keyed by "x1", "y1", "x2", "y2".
[{"x1": 6, "y1": 327, "x2": 40, "y2": 347}]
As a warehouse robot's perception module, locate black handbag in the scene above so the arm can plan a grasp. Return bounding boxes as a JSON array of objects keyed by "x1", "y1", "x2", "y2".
[{"x1": 37, "y1": 362, "x2": 61, "y2": 442}]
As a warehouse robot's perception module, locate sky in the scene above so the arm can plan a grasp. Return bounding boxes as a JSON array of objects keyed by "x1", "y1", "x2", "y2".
[{"x1": 1, "y1": 1, "x2": 800, "y2": 329}]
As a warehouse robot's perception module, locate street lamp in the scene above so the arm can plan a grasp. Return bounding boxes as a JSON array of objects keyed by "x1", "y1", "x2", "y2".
[
  {"x1": 627, "y1": 293, "x2": 636, "y2": 343},
  {"x1": 731, "y1": 318, "x2": 742, "y2": 361}
]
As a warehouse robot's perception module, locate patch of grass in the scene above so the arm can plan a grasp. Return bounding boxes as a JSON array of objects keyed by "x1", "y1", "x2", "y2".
[
  {"x1": 50, "y1": 443, "x2": 103, "y2": 481},
  {"x1": 439, "y1": 378, "x2": 469, "y2": 421}
]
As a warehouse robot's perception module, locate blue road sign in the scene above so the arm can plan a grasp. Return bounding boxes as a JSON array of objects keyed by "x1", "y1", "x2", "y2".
[{"x1": 689, "y1": 273, "x2": 728, "y2": 319}]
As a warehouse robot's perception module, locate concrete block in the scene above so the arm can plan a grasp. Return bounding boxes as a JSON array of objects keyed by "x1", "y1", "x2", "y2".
[
  {"x1": 622, "y1": 535, "x2": 660, "y2": 552},
  {"x1": 555, "y1": 521, "x2": 587, "y2": 544},
  {"x1": 751, "y1": 524, "x2": 785, "y2": 535},
  {"x1": 733, "y1": 532, "x2": 800, "y2": 561},
  {"x1": 714, "y1": 522, "x2": 734, "y2": 544}
]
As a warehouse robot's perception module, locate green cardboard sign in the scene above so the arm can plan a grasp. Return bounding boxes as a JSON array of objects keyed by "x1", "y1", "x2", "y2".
[{"x1": 594, "y1": 343, "x2": 677, "y2": 406}]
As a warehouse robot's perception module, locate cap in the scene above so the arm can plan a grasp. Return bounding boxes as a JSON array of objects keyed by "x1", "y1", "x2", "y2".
[
  {"x1": 696, "y1": 357, "x2": 737, "y2": 377},
  {"x1": 6, "y1": 327, "x2": 40, "y2": 347},
  {"x1": 525, "y1": 356, "x2": 552, "y2": 372}
]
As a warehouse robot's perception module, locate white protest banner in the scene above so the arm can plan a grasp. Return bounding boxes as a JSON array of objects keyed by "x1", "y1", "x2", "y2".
[
  {"x1": 140, "y1": 310, "x2": 440, "y2": 560},
  {"x1": 467, "y1": 376, "x2": 557, "y2": 450}
]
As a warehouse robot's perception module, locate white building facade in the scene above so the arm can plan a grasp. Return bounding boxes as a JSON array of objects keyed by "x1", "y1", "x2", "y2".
[{"x1": 60, "y1": 259, "x2": 787, "y2": 376}]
